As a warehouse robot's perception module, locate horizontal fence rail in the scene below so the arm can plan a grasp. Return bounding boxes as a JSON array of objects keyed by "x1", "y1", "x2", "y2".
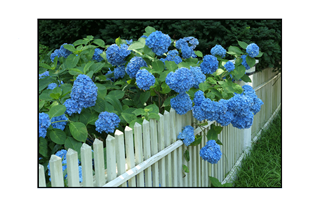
[{"x1": 39, "y1": 68, "x2": 281, "y2": 187}]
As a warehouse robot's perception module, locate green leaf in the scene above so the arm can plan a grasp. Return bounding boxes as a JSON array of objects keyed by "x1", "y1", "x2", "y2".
[
  {"x1": 63, "y1": 44, "x2": 76, "y2": 53},
  {"x1": 240, "y1": 74, "x2": 252, "y2": 83},
  {"x1": 65, "y1": 136, "x2": 83, "y2": 157},
  {"x1": 235, "y1": 57, "x2": 242, "y2": 66},
  {"x1": 65, "y1": 54, "x2": 80, "y2": 68},
  {"x1": 183, "y1": 165, "x2": 189, "y2": 173},
  {"x1": 159, "y1": 71, "x2": 170, "y2": 82},
  {"x1": 39, "y1": 76, "x2": 55, "y2": 92},
  {"x1": 139, "y1": 91, "x2": 150, "y2": 104},
  {"x1": 105, "y1": 95, "x2": 122, "y2": 114},
  {"x1": 49, "y1": 129, "x2": 67, "y2": 144},
  {"x1": 160, "y1": 82, "x2": 171, "y2": 94},
  {"x1": 84, "y1": 61, "x2": 94, "y2": 74},
  {"x1": 199, "y1": 81, "x2": 211, "y2": 92},
  {"x1": 115, "y1": 37, "x2": 122, "y2": 46},
  {"x1": 246, "y1": 56, "x2": 256, "y2": 68},
  {"x1": 79, "y1": 108, "x2": 97, "y2": 125},
  {"x1": 213, "y1": 125, "x2": 223, "y2": 134},
  {"x1": 152, "y1": 60, "x2": 165, "y2": 73},
  {"x1": 128, "y1": 41, "x2": 145, "y2": 50},
  {"x1": 121, "y1": 113, "x2": 137, "y2": 124},
  {"x1": 39, "y1": 100, "x2": 45, "y2": 110},
  {"x1": 107, "y1": 90, "x2": 125, "y2": 99},
  {"x1": 228, "y1": 46, "x2": 243, "y2": 56},
  {"x1": 39, "y1": 62, "x2": 52, "y2": 70},
  {"x1": 143, "y1": 45, "x2": 155, "y2": 57},
  {"x1": 233, "y1": 65, "x2": 246, "y2": 80},
  {"x1": 214, "y1": 68, "x2": 225, "y2": 76},
  {"x1": 73, "y1": 39, "x2": 89, "y2": 46},
  {"x1": 68, "y1": 68, "x2": 83, "y2": 76},
  {"x1": 69, "y1": 122, "x2": 88, "y2": 142},
  {"x1": 95, "y1": 83, "x2": 107, "y2": 99},
  {"x1": 237, "y1": 40, "x2": 248, "y2": 49},
  {"x1": 49, "y1": 105, "x2": 66, "y2": 119},
  {"x1": 105, "y1": 101, "x2": 115, "y2": 113},
  {"x1": 184, "y1": 150, "x2": 190, "y2": 162},
  {"x1": 232, "y1": 83, "x2": 243, "y2": 94},
  {"x1": 207, "y1": 127, "x2": 218, "y2": 141},
  {"x1": 93, "y1": 39, "x2": 105, "y2": 47},
  {"x1": 207, "y1": 77, "x2": 217, "y2": 85},
  {"x1": 189, "y1": 134, "x2": 202, "y2": 146},
  {"x1": 145, "y1": 26, "x2": 156, "y2": 35},
  {"x1": 165, "y1": 61, "x2": 178, "y2": 71},
  {"x1": 209, "y1": 176, "x2": 222, "y2": 187},
  {"x1": 91, "y1": 62, "x2": 105, "y2": 74},
  {"x1": 39, "y1": 138, "x2": 48, "y2": 157},
  {"x1": 194, "y1": 51, "x2": 203, "y2": 57},
  {"x1": 148, "y1": 113, "x2": 160, "y2": 121},
  {"x1": 145, "y1": 104, "x2": 159, "y2": 114},
  {"x1": 162, "y1": 96, "x2": 174, "y2": 107},
  {"x1": 93, "y1": 97, "x2": 105, "y2": 113},
  {"x1": 197, "y1": 121, "x2": 208, "y2": 127},
  {"x1": 132, "y1": 108, "x2": 145, "y2": 116},
  {"x1": 256, "y1": 51, "x2": 263, "y2": 58}
]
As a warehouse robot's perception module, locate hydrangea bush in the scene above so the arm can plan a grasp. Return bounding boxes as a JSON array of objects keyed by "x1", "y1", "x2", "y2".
[{"x1": 39, "y1": 26, "x2": 263, "y2": 185}]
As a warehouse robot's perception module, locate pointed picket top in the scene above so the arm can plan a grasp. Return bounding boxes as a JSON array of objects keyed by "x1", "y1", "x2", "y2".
[
  {"x1": 67, "y1": 148, "x2": 77, "y2": 156},
  {"x1": 134, "y1": 121, "x2": 141, "y2": 128},
  {"x1": 49, "y1": 155, "x2": 64, "y2": 187},
  {"x1": 93, "y1": 138, "x2": 103, "y2": 145},
  {"x1": 115, "y1": 129, "x2": 123, "y2": 136},
  {"x1": 142, "y1": 118, "x2": 149, "y2": 125},
  {"x1": 164, "y1": 110, "x2": 170, "y2": 116},
  {"x1": 169, "y1": 107, "x2": 176, "y2": 114},
  {"x1": 106, "y1": 134, "x2": 115, "y2": 141},
  {"x1": 125, "y1": 125, "x2": 133, "y2": 132},
  {"x1": 81, "y1": 142, "x2": 91, "y2": 150}
]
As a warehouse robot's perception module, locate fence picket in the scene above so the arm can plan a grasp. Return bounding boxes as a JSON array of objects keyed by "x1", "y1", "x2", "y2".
[
  {"x1": 164, "y1": 110, "x2": 172, "y2": 187},
  {"x1": 106, "y1": 135, "x2": 117, "y2": 184},
  {"x1": 93, "y1": 139, "x2": 105, "y2": 187},
  {"x1": 170, "y1": 108, "x2": 178, "y2": 187},
  {"x1": 80, "y1": 143, "x2": 93, "y2": 187},
  {"x1": 66, "y1": 148, "x2": 80, "y2": 187},
  {"x1": 150, "y1": 118, "x2": 159, "y2": 187},
  {"x1": 39, "y1": 164, "x2": 46, "y2": 187},
  {"x1": 124, "y1": 126, "x2": 136, "y2": 187},
  {"x1": 134, "y1": 122, "x2": 144, "y2": 187},
  {"x1": 49, "y1": 155, "x2": 64, "y2": 187},
  {"x1": 114, "y1": 130, "x2": 126, "y2": 187},
  {"x1": 143, "y1": 119, "x2": 152, "y2": 187},
  {"x1": 157, "y1": 113, "x2": 166, "y2": 187}
]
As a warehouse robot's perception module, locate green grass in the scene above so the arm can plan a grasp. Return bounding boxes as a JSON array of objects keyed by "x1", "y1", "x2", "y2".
[{"x1": 232, "y1": 110, "x2": 281, "y2": 187}]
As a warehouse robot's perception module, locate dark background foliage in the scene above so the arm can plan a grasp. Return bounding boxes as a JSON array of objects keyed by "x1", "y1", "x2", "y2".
[{"x1": 38, "y1": 19, "x2": 281, "y2": 72}]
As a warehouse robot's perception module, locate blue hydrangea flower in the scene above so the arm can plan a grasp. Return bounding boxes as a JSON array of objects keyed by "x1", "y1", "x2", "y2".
[
  {"x1": 126, "y1": 56, "x2": 148, "y2": 79},
  {"x1": 105, "y1": 70, "x2": 115, "y2": 82},
  {"x1": 191, "y1": 51, "x2": 197, "y2": 58},
  {"x1": 59, "y1": 80, "x2": 64, "y2": 87},
  {"x1": 55, "y1": 149, "x2": 68, "y2": 160},
  {"x1": 231, "y1": 111, "x2": 254, "y2": 129},
  {"x1": 227, "y1": 93, "x2": 252, "y2": 117},
  {"x1": 224, "y1": 61, "x2": 235, "y2": 72},
  {"x1": 241, "y1": 55, "x2": 251, "y2": 70},
  {"x1": 70, "y1": 74, "x2": 98, "y2": 109},
  {"x1": 95, "y1": 111, "x2": 121, "y2": 134},
  {"x1": 59, "y1": 43, "x2": 73, "y2": 58},
  {"x1": 200, "y1": 98, "x2": 219, "y2": 121},
  {"x1": 64, "y1": 98, "x2": 82, "y2": 115},
  {"x1": 210, "y1": 45, "x2": 227, "y2": 58},
  {"x1": 145, "y1": 31, "x2": 171, "y2": 56},
  {"x1": 246, "y1": 43, "x2": 259, "y2": 58},
  {"x1": 126, "y1": 39, "x2": 133, "y2": 45},
  {"x1": 92, "y1": 48, "x2": 104, "y2": 62},
  {"x1": 47, "y1": 83, "x2": 58, "y2": 90},
  {"x1": 170, "y1": 92, "x2": 193, "y2": 115},
  {"x1": 140, "y1": 35, "x2": 148, "y2": 38},
  {"x1": 136, "y1": 69, "x2": 156, "y2": 90},
  {"x1": 190, "y1": 66, "x2": 206, "y2": 89},
  {"x1": 192, "y1": 105, "x2": 206, "y2": 121},
  {"x1": 200, "y1": 140, "x2": 222, "y2": 164},
  {"x1": 114, "y1": 65, "x2": 126, "y2": 80},
  {"x1": 176, "y1": 37, "x2": 199, "y2": 50},
  {"x1": 163, "y1": 50, "x2": 182, "y2": 64},
  {"x1": 50, "y1": 49, "x2": 61, "y2": 62},
  {"x1": 177, "y1": 125, "x2": 195, "y2": 146},
  {"x1": 193, "y1": 90, "x2": 205, "y2": 106},
  {"x1": 181, "y1": 43, "x2": 193, "y2": 59},
  {"x1": 51, "y1": 114, "x2": 68, "y2": 131},
  {"x1": 39, "y1": 113, "x2": 51, "y2": 138},
  {"x1": 165, "y1": 67, "x2": 195, "y2": 93},
  {"x1": 241, "y1": 85, "x2": 255, "y2": 96},
  {"x1": 39, "y1": 71, "x2": 50, "y2": 79},
  {"x1": 216, "y1": 99, "x2": 234, "y2": 126},
  {"x1": 106, "y1": 44, "x2": 131, "y2": 66},
  {"x1": 251, "y1": 97, "x2": 264, "y2": 115},
  {"x1": 200, "y1": 55, "x2": 219, "y2": 74}
]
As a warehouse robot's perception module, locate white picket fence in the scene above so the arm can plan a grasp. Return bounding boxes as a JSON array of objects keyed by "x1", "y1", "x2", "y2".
[{"x1": 39, "y1": 67, "x2": 281, "y2": 187}]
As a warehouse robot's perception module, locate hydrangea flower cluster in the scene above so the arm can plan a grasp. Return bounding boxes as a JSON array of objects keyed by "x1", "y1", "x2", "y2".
[
  {"x1": 51, "y1": 114, "x2": 68, "y2": 131},
  {"x1": 200, "y1": 140, "x2": 222, "y2": 164},
  {"x1": 95, "y1": 111, "x2": 121, "y2": 134},
  {"x1": 241, "y1": 55, "x2": 250, "y2": 70},
  {"x1": 59, "y1": 43, "x2": 73, "y2": 58},
  {"x1": 246, "y1": 43, "x2": 259, "y2": 58},
  {"x1": 215, "y1": 99, "x2": 234, "y2": 126},
  {"x1": 136, "y1": 69, "x2": 156, "y2": 90},
  {"x1": 47, "y1": 83, "x2": 58, "y2": 90},
  {"x1": 170, "y1": 92, "x2": 193, "y2": 115},
  {"x1": 92, "y1": 48, "x2": 104, "y2": 62},
  {"x1": 126, "y1": 57, "x2": 148, "y2": 79},
  {"x1": 241, "y1": 85, "x2": 264, "y2": 115},
  {"x1": 39, "y1": 71, "x2": 50, "y2": 79},
  {"x1": 177, "y1": 125, "x2": 195, "y2": 146},
  {"x1": 200, "y1": 55, "x2": 219, "y2": 74},
  {"x1": 175, "y1": 37, "x2": 199, "y2": 59},
  {"x1": 165, "y1": 67, "x2": 195, "y2": 93},
  {"x1": 190, "y1": 66, "x2": 206, "y2": 89},
  {"x1": 224, "y1": 61, "x2": 235, "y2": 72},
  {"x1": 114, "y1": 65, "x2": 126, "y2": 80},
  {"x1": 50, "y1": 49, "x2": 61, "y2": 62},
  {"x1": 39, "y1": 112, "x2": 51, "y2": 138},
  {"x1": 64, "y1": 74, "x2": 98, "y2": 116},
  {"x1": 145, "y1": 31, "x2": 171, "y2": 56},
  {"x1": 106, "y1": 44, "x2": 131, "y2": 66},
  {"x1": 47, "y1": 149, "x2": 82, "y2": 182},
  {"x1": 210, "y1": 45, "x2": 227, "y2": 58},
  {"x1": 160, "y1": 50, "x2": 182, "y2": 65},
  {"x1": 105, "y1": 69, "x2": 115, "y2": 82}
]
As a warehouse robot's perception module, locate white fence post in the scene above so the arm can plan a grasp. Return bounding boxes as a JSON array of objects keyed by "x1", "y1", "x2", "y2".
[
  {"x1": 39, "y1": 164, "x2": 46, "y2": 187},
  {"x1": 134, "y1": 122, "x2": 144, "y2": 187},
  {"x1": 125, "y1": 126, "x2": 136, "y2": 187},
  {"x1": 49, "y1": 155, "x2": 64, "y2": 187},
  {"x1": 66, "y1": 148, "x2": 80, "y2": 187},
  {"x1": 93, "y1": 139, "x2": 105, "y2": 187},
  {"x1": 81, "y1": 143, "x2": 93, "y2": 187},
  {"x1": 115, "y1": 130, "x2": 126, "y2": 187},
  {"x1": 106, "y1": 135, "x2": 117, "y2": 183}
]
